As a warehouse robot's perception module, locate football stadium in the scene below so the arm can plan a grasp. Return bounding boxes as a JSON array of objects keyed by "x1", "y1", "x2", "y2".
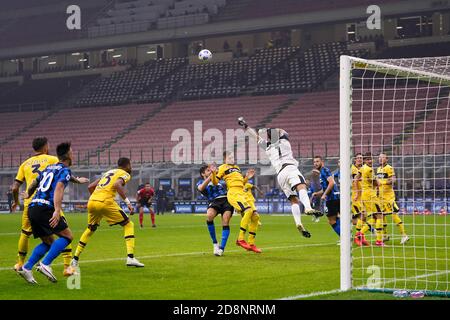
[{"x1": 0, "y1": 0, "x2": 449, "y2": 305}]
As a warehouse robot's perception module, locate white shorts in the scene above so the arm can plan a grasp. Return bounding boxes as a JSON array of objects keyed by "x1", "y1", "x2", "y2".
[{"x1": 277, "y1": 165, "x2": 306, "y2": 198}]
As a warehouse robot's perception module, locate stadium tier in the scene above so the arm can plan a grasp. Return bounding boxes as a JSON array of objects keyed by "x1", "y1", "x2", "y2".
[
  {"x1": 98, "y1": 95, "x2": 290, "y2": 164},
  {"x1": 74, "y1": 57, "x2": 187, "y2": 107},
  {"x1": 0, "y1": 2, "x2": 107, "y2": 48},
  {"x1": 0, "y1": 75, "x2": 98, "y2": 106},
  {"x1": 265, "y1": 91, "x2": 340, "y2": 157},
  {"x1": 254, "y1": 42, "x2": 368, "y2": 94},
  {"x1": 0, "y1": 43, "x2": 365, "y2": 108},
  {"x1": 352, "y1": 86, "x2": 444, "y2": 155},
  {"x1": 89, "y1": 0, "x2": 226, "y2": 37},
  {"x1": 0, "y1": 104, "x2": 160, "y2": 165},
  {"x1": 214, "y1": 0, "x2": 404, "y2": 21}
]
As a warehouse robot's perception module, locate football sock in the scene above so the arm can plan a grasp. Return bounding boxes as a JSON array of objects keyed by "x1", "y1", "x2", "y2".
[
  {"x1": 360, "y1": 220, "x2": 370, "y2": 234},
  {"x1": 17, "y1": 230, "x2": 32, "y2": 265},
  {"x1": 74, "y1": 228, "x2": 95, "y2": 259},
  {"x1": 124, "y1": 221, "x2": 135, "y2": 257},
  {"x1": 248, "y1": 213, "x2": 260, "y2": 245},
  {"x1": 291, "y1": 203, "x2": 302, "y2": 226},
  {"x1": 139, "y1": 211, "x2": 144, "y2": 226},
  {"x1": 298, "y1": 189, "x2": 312, "y2": 211},
  {"x1": 383, "y1": 215, "x2": 388, "y2": 235},
  {"x1": 356, "y1": 218, "x2": 363, "y2": 233},
  {"x1": 24, "y1": 242, "x2": 50, "y2": 270},
  {"x1": 61, "y1": 244, "x2": 72, "y2": 267},
  {"x1": 368, "y1": 217, "x2": 376, "y2": 232},
  {"x1": 376, "y1": 218, "x2": 383, "y2": 242},
  {"x1": 393, "y1": 213, "x2": 406, "y2": 235},
  {"x1": 331, "y1": 218, "x2": 341, "y2": 236},
  {"x1": 150, "y1": 211, "x2": 155, "y2": 225},
  {"x1": 42, "y1": 237, "x2": 71, "y2": 266},
  {"x1": 207, "y1": 220, "x2": 217, "y2": 244},
  {"x1": 239, "y1": 208, "x2": 253, "y2": 241},
  {"x1": 220, "y1": 226, "x2": 230, "y2": 250}
]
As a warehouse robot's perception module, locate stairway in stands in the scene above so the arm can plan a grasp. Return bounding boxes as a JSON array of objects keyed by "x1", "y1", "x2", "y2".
[{"x1": 256, "y1": 96, "x2": 299, "y2": 129}]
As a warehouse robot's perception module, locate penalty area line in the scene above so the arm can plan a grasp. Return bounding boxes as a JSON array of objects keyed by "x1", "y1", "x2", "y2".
[{"x1": 0, "y1": 242, "x2": 335, "y2": 271}]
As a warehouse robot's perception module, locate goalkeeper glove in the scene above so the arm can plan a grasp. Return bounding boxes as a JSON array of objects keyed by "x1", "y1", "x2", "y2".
[{"x1": 237, "y1": 117, "x2": 248, "y2": 129}]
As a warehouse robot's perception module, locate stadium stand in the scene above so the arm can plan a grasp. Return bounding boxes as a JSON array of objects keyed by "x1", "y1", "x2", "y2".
[
  {"x1": 138, "y1": 46, "x2": 301, "y2": 102},
  {"x1": 0, "y1": 2, "x2": 108, "y2": 48},
  {"x1": 88, "y1": 95, "x2": 290, "y2": 164},
  {"x1": 377, "y1": 42, "x2": 450, "y2": 59},
  {"x1": 254, "y1": 42, "x2": 368, "y2": 94},
  {"x1": 0, "y1": 75, "x2": 98, "y2": 106},
  {"x1": 75, "y1": 57, "x2": 187, "y2": 107},
  {"x1": 88, "y1": 0, "x2": 226, "y2": 37},
  {"x1": 0, "y1": 104, "x2": 160, "y2": 165},
  {"x1": 214, "y1": 0, "x2": 404, "y2": 22}
]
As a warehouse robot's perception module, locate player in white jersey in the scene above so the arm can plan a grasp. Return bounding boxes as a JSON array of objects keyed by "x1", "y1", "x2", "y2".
[{"x1": 238, "y1": 117, "x2": 322, "y2": 237}]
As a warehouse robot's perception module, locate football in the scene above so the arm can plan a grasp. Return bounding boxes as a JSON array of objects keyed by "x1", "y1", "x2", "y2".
[{"x1": 198, "y1": 49, "x2": 212, "y2": 61}]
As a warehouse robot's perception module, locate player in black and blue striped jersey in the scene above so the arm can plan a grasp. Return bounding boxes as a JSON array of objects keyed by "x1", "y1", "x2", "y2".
[
  {"x1": 197, "y1": 164, "x2": 234, "y2": 256},
  {"x1": 17, "y1": 142, "x2": 89, "y2": 284},
  {"x1": 313, "y1": 156, "x2": 341, "y2": 239}
]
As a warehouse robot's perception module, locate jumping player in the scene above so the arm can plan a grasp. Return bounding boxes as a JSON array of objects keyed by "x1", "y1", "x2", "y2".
[
  {"x1": 197, "y1": 164, "x2": 234, "y2": 256},
  {"x1": 237, "y1": 117, "x2": 321, "y2": 237}
]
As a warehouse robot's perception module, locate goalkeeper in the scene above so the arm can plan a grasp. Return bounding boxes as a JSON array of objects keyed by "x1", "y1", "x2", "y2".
[{"x1": 238, "y1": 117, "x2": 322, "y2": 238}]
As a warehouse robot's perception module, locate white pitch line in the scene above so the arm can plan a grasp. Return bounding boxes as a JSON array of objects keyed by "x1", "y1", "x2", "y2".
[
  {"x1": 279, "y1": 269, "x2": 450, "y2": 300},
  {"x1": 0, "y1": 242, "x2": 335, "y2": 271},
  {"x1": 0, "y1": 221, "x2": 305, "y2": 236},
  {"x1": 278, "y1": 289, "x2": 343, "y2": 300}
]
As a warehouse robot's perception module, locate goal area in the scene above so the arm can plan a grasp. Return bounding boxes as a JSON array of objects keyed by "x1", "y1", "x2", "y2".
[{"x1": 340, "y1": 55, "x2": 450, "y2": 297}]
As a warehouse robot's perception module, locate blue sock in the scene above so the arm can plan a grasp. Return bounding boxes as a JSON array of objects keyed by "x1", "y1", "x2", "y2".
[
  {"x1": 331, "y1": 218, "x2": 341, "y2": 236},
  {"x1": 206, "y1": 221, "x2": 217, "y2": 244},
  {"x1": 42, "y1": 237, "x2": 71, "y2": 266},
  {"x1": 220, "y1": 226, "x2": 230, "y2": 250},
  {"x1": 24, "y1": 242, "x2": 50, "y2": 270}
]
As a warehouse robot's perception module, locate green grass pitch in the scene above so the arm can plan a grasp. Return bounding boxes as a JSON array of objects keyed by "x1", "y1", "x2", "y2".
[{"x1": 0, "y1": 213, "x2": 448, "y2": 300}]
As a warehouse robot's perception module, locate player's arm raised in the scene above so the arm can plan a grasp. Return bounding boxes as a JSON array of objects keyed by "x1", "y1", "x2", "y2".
[
  {"x1": 114, "y1": 178, "x2": 133, "y2": 214},
  {"x1": 198, "y1": 174, "x2": 212, "y2": 192},
  {"x1": 210, "y1": 163, "x2": 221, "y2": 185},
  {"x1": 237, "y1": 117, "x2": 266, "y2": 146}
]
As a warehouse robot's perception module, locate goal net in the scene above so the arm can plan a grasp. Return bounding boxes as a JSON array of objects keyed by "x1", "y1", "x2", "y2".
[{"x1": 340, "y1": 55, "x2": 450, "y2": 297}]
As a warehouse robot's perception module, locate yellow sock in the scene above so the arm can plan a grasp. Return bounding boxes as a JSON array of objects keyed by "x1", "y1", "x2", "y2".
[
  {"x1": 383, "y1": 215, "x2": 388, "y2": 235},
  {"x1": 248, "y1": 213, "x2": 260, "y2": 245},
  {"x1": 124, "y1": 221, "x2": 135, "y2": 257},
  {"x1": 360, "y1": 220, "x2": 370, "y2": 234},
  {"x1": 368, "y1": 217, "x2": 376, "y2": 230},
  {"x1": 239, "y1": 208, "x2": 253, "y2": 241},
  {"x1": 62, "y1": 244, "x2": 72, "y2": 267},
  {"x1": 17, "y1": 231, "x2": 31, "y2": 265},
  {"x1": 356, "y1": 218, "x2": 363, "y2": 232},
  {"x1": 74, "y1": 228, "x2": 95, "y2": 259},
  {"x1": 376, "y1": 217, "x2": 383, "y2": 242},
  {"x1": 392, "y1": 213, "x2": 406, "y2": 235}
]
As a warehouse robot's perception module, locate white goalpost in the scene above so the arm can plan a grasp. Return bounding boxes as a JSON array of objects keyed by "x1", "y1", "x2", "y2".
[{"x1": 340, "y1": 55, "x2": 450, "y2": 297}]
